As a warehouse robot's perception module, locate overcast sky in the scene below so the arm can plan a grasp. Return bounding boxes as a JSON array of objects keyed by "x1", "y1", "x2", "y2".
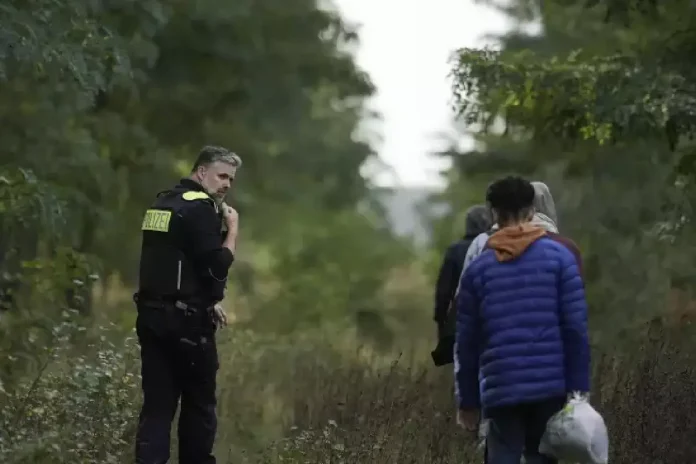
[{"x1": 335, "y1": 0, "x2": 510, "y2": 189}]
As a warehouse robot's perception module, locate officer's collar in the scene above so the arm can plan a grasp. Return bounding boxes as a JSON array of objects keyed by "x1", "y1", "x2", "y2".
[
  {"x1": 177, "y1": 178, "x2": 208, "y2": 193},
  {"x1": 175, "y1": 178, "x2": 220, "y2": 213}
]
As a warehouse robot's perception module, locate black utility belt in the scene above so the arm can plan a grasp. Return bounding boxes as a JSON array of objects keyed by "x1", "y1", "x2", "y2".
[{"x1": 133, "y1": 294, "x2": 210, "y2": 314}]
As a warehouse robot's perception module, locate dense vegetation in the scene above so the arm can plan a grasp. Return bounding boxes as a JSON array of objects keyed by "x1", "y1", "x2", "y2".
[{"x1": 2, "y1": 0, "x2": 696, "y2": 462}]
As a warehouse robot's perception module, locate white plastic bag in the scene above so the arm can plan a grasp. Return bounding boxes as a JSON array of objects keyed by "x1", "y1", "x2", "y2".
[{"x1": 539, "y1": 393, "x2": 609, "y2": 464}]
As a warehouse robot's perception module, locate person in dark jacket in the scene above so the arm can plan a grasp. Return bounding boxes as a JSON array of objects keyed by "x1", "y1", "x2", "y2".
[
  {"x1": 134, "y1": 146, "x2": 240, "y2": 464},
  {"x1": 431, "y1": 204, "x2": 492, "y2": 366},
  {"x1": 454, "y1": 176, "x2": 590, "y2": 464}
]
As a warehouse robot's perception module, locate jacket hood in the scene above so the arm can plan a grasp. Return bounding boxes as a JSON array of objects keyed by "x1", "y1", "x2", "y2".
[
  {"x1": 531, "y1": 181, "x2": 558, "y2": 226},
  {"x1": 464, "y1": 204, "x2": 493, "y2": 239},
  {"x1": 488, "y1": 224, "x2": 546, "y2": 261},
  {"x1": 530, "y1": 212, "x2": 558, "y2": 233}
]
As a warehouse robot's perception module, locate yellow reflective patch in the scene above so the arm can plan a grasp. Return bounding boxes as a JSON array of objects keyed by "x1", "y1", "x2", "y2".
[
  {"x1": 182, "y1": 191, "x2": 210, "y2": 201},
  {"x1": 141, "y1": 209, "x2": 172, "y2": 232}
]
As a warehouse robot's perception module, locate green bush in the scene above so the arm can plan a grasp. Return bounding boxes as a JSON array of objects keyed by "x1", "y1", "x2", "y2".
[{"x1": 0, "y1": 319, "x2": 139, "y2": 464}]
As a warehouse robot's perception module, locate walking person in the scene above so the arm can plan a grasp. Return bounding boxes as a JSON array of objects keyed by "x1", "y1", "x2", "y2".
[
  {"x1": 133, "y1": 145, "x2": 241, "y2": 464},
  {"x1": 457, "y1": 179, "x2": 583, "y2": 463},
  {"x1": 454, "y1": 176, "x2": 590, "y2": 464},
  {"x1": 431, "y1": 205, "x2": 492, "y2": 366}
]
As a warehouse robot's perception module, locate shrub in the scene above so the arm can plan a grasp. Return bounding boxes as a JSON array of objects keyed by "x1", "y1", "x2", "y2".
[{"x1": 0, "y1": 319, "x2": 139, "y2": 464}]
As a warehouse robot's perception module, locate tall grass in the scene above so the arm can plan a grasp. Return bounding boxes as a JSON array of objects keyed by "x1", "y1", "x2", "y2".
[{"x1": 1, "y1": 316, "x2": 695, "y2": 463}]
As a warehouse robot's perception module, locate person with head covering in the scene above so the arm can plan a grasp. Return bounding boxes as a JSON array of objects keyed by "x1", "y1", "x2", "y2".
[
  {"x1": 530, "y1": 181, "x2": 583, "y2": 273},
  {"x1": 530, "y1": 181, "x2": 558, "y2": 232},
  {"x1": 431, "y1": 204, "x2": 492, "y2": 366},
  {"x1": 462, "y1": 180, "x2": 582, "y2": 275}
]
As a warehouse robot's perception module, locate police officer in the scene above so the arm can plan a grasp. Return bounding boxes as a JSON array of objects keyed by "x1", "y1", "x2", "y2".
[{"x1": 133, "y1": 145, "x2": 241, "y2": 464}]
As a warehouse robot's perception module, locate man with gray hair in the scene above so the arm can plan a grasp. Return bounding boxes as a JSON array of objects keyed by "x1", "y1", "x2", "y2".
[{"x1": 133, "y1": 145, "x2": 241, "y2": 464}]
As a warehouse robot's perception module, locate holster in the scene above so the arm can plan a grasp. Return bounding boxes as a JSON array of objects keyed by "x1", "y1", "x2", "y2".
[{"x1": 133, "y1": 293, "x2": 214, "y2": 337}]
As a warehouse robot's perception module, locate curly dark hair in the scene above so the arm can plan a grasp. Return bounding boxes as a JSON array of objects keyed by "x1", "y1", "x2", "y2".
[{"x1": 485, "y1": 176, "x2": 535, "y2": 224}]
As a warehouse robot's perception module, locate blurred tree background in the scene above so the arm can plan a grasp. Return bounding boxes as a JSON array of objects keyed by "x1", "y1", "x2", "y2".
[
  {"x1": 3, "y1": 0, "x2": 696, "y2": 462},
  {"x1": 0, "y1": 0, "x2": 434, "y2": 342},
  {"x1": 438, "y1": 0, "x2": 696, "y2": 340},
  {"x1": 0, "y1": 0, "x2": 436, "y2": 462}
]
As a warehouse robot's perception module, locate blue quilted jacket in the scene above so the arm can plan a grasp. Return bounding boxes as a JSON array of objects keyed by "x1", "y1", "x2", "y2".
[{"x1": 454, "y1": 232, "x2": 590, "y2": 411}]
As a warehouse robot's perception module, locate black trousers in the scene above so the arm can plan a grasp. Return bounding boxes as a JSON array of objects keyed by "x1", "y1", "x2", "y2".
[{"x1": 134, "y1": 306, "x2": 219, "y2": 464}]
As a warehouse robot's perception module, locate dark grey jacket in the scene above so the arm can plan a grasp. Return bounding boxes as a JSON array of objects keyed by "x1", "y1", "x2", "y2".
[
  {"x1": 431, "y1": 204, "x2": 491, "y2": 366},
  {"x1": 433, "y1": 205, "x2": 491, "y2": 326}
]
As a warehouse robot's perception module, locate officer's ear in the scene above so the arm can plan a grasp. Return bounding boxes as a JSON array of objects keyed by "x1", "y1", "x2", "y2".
[{"x1": 194, "y1": 164, "x2": 208, "y2": 181}]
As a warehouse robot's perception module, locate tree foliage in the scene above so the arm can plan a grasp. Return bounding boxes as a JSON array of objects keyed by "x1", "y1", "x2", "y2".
[
  {"x1": 452, "y1": 0, "x2": 696, "y2": 149},
  {"x1": 442, "y1": 0, "x2": 696, "y2": 337},
  {"x1": 0, "y1": 0, "x2": 420, "y2": 341}
]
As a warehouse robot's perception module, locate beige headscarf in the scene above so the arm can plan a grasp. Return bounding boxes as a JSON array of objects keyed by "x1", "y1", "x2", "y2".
[{"x1": 531, "y1": 181, "x2": 558, "y2": 232}]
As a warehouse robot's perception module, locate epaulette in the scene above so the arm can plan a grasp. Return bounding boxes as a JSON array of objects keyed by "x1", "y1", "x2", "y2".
[{"x1": 181, "y1": 190, "x2": 218, "y2": 213}]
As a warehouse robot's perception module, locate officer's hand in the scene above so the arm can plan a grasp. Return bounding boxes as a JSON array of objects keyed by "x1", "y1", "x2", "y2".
[
  {"x1": 221, "y1": 203, "x2": 238, "y2": 231},
  {"x1": 213, "y1": 303, "x2": 228, "y2": 328}
]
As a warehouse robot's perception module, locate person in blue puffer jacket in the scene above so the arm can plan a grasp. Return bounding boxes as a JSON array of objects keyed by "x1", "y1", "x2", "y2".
[{"x1": 454, "y1": 176, "x2": 590, "y2": 464}]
